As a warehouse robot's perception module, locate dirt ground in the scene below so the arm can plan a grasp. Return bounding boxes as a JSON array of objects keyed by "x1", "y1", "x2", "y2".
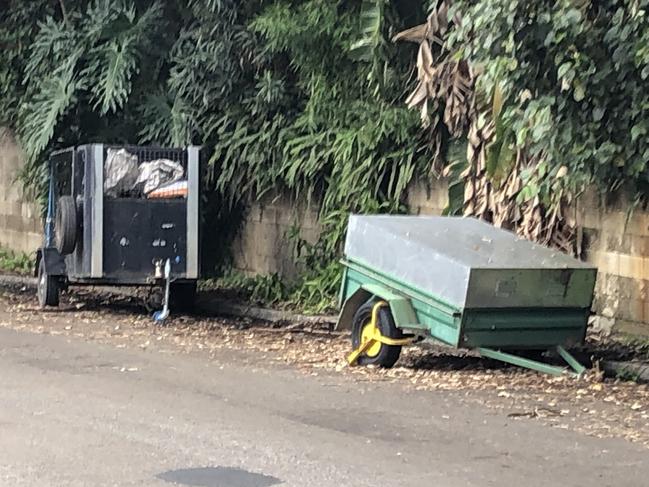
[{"x1": 1, "y1": 285, "x2": 649, "y2": 448}]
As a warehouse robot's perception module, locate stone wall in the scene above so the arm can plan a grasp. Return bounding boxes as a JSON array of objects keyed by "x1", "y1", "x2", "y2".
[
  {"x1": 231, "y1": 192, "x2": 321, "y2": 279},
  {"x1": 230, "y1": 178, "x2": 450, "y2": 279},
  {"x1": 406, "y1": 179, "x2": 450, "y2": 216},
  {"x1": 0, "y1": 130, "x2": 42, "y2": 255},
  {"x1": 576, "y1": 190, "x2": 649, "y2": 336}
]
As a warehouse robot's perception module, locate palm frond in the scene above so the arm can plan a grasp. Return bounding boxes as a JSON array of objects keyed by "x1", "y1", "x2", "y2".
[
  {"x1": 84, "y1": 1, "x2": 163, "y2": 114},
  {"x1": 88, "y1": 38, "x2": 138, "y2": 114},
  {"x1": 19, "y1": 55, "x2": 81, "y2": 161},
  {"x1": 350, "y1": 0, "x2": 388, "y2": 62},
  {"x1": 24, "y1": 16, "x2": 79, "y2": 84}
]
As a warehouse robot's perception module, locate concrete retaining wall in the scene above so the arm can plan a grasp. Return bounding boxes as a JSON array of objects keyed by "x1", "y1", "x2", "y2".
[
  {"x1": 231, "y1": 192, "x2": 321, "y2": 279},
  {"x1": 576, "y1": 190, "x2": 649, "y2": 336},
  {"x1": 231, "y1": 179, "x2": 450, "y2": 279},
  {"x1": 0, "y1": 130, "x2": 42, "y2": 255}
]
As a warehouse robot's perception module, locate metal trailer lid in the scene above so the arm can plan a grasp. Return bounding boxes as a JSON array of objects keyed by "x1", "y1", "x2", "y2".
[{"x1": 344, "y1": 215, "x2": 597, "y2": 309}]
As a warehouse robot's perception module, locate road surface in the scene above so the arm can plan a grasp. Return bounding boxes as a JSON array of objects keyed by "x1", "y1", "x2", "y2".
[{"x1": 0, "y1": 325, "x2": 647, "y2": 487}]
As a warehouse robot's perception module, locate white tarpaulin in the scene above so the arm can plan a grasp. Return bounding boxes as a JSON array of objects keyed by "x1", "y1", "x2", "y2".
[
  {"x1": 104, "y1": 148, "x2": 139, "y2": 196},
  {"x1": 136, "y1": 159, "x2": 185, "y2": 194}
]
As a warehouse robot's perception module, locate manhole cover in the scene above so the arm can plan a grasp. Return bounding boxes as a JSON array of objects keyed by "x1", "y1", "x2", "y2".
[{"x1": 157, "y1": 467, "x2": 281, "y2": 487}]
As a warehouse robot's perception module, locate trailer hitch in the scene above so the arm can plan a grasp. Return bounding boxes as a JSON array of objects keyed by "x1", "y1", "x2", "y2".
[{"x1": 153, "y1": 259, "x2": 172, "y2": 323}]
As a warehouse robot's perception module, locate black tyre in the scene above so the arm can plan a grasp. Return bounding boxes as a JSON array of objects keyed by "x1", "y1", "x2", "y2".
[
  {"x1": 55, "y1": 195, "x2": 78, "y2": 255},
  {"x1": 37, "y1": 259, "x2": 60, "y2": 308},
  {"x1": 351, "y1": 300, "x2": 403, "y2": 368},
  {"x1": 169, "y1": 281, "x2": 197, "y2": 312},
  {"x1": 516, "y1": 350, "x2": 546, "y2": 361}
]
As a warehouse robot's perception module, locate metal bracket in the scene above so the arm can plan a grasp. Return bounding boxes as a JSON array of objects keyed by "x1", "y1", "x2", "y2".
[
  {"x1": 478, "y1": 346, "x2": 586, "y2": 377},
  {"x1": 555, "y1": 345, "x2": 587, "y2": 376},
  {"x1": 38, "y1": 247, "x2": 67, "y2": 277}
]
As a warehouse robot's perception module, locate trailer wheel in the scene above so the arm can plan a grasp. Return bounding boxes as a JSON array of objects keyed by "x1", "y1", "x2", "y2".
[
  {"x1": 55, "y1": 195, "x2": 78, "y2": 255},
  {"x1": 37, "y1": 259, "x2": 60, "y2": 308},
  {"x1": 351, "y1": 300, "x2": 403, "y2": 368},
  {"x1": 169, "y1": 281, "x2": 197, "y2": 312}
]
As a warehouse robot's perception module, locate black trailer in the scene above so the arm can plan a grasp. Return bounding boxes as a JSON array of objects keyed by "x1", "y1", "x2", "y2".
[{"x1": 36, "y1": 144, "x2": 200, "y2": 312}]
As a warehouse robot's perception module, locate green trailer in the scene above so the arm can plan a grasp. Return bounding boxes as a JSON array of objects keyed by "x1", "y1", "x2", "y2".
[{"x1": 337, "y1": 216, "x2": 597, "y2": 376}]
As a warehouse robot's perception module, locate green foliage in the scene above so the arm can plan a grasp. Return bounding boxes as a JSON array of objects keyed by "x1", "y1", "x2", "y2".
[
  {"x1": 209, "y1": 262, "x2": 339, "y2": 314},
  {"x1": 618, "y1": 334, "x2": 649, "y2": 362},
  {"x1": 19, "y1": 57, "x2": 80, "y2": 163},
  {"x1": 446, "y1": 0, "x2": 649, "y2": 204},
  {"x1": 5, "y1": 1, "x2": 163, "y2": 197},
  {"x1": 615, "y1": 368, "x2": 642, "y2": 383},
  {"x1": 352, "y1": 0, "x2": 389, "y2": 62},
  {"x1": 2, "y1": 0, "x2": 182, "y2": 192},
  {"x1": 86, "y1": 1, "x2": 164, "y2": 115},
  {"x1": 0, "y1": 0, "x2": 425, "y2": 312},
  {"x1": 213, "y1": 270, "x2": 291, "y2": 307},
  {"x1": 0, "y1": 248, "x2": 34, "y2": 275},
  {"x1": 0, "y1": 3, "x2": 53, "y2": 129},
  {"x1": 287, "y1": 257, "x2": 341, "y2": 314},
  {"x1": 15, "y1": 0, "x2": 166, "y2": 164}
]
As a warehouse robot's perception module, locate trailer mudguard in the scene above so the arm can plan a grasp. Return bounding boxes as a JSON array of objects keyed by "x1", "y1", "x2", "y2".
[
  {"x1": 336, "y1": 283, "x2": 417, "y2": 331},
  {"x1": 35, "y1": 247, "x2": 67, "y2": 277}
]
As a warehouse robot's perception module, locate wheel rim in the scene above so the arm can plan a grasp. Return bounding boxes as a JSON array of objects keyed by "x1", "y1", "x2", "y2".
[
  {"x1": 38, "y1": 271, "x2": 45, "y2": 303},
  {"x1": 360, "y1": 320, "x2": 382, "y2": 358}
]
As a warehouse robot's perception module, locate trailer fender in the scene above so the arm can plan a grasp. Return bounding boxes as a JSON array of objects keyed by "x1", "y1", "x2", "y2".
[
  {"x1": 36, "y1": 247, "x2": 67, "y2": 277},
  {"x1": 336, "y1": 283, "x2": 417, "y2": 331}
]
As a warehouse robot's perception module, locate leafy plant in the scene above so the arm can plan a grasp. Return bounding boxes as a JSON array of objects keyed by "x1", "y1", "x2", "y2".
[
  {"x1": 0, "y1": 248, "x2": 34, "y2": 275},
  {"x1": 17, "y1": 1, "x2": 165, "y2": 164},
  {"x1": 397, "y1": 0, "x2": 649, "y2": 254},
  {"x1": 615, "y1": 368, "x2": 642, "y2": 383},
  {"x1": 214, "y1": 270, "x2": 290, "y2": 306}
]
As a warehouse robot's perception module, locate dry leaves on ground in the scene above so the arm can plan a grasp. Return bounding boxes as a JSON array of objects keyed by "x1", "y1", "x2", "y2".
[{"x1": 1, "y1": 288, "x2": 648, "y2": 447}]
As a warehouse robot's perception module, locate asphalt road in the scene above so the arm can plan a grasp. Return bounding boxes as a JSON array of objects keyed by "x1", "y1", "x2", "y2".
[{"x1": 0, "y1": 326, "x2": 647, "y2": 487}]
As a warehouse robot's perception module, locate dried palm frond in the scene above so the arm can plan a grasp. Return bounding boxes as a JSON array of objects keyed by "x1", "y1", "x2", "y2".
[{"x1": 395, "y1": 1, "x2": 577, "y2": 254}]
